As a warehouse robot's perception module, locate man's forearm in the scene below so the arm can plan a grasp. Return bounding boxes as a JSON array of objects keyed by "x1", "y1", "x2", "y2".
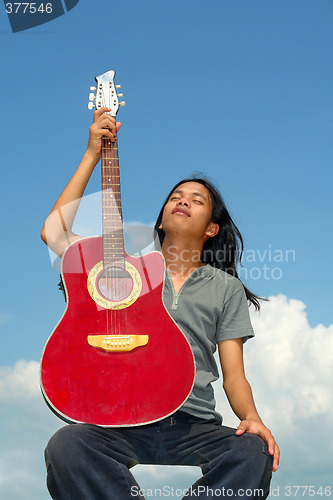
[{"x1": 223, "y1": 374, "x2": 263, "y2": 422}]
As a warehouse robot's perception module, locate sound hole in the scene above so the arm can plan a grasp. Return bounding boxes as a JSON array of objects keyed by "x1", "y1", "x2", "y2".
[{"x1": 97, "y1": 266, "x2": 133, "y2": 302}]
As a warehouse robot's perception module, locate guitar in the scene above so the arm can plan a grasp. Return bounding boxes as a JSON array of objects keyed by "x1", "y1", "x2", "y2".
[{"x1": 40, "y1": 70, "x2": 195, "y2": 426}]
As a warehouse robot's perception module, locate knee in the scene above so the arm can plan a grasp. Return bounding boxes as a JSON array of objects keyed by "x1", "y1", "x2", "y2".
[
  {"x1": 45, "y1": 424, "x2": 90, "y2": 469},
  {"x1": 243, "y1": 433, "x2": 273, "y2": 475},
  {"x1": 236, "y1": 433, "x2": 273, "y2": 469},
  {"x1": 243, "y1": 433, "x2": 267, "y2": 452}
]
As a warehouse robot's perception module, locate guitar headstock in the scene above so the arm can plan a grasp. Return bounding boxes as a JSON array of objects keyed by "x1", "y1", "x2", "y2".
[{"x1": 88, "y1": 70, "x2": 125, "y2": 116}]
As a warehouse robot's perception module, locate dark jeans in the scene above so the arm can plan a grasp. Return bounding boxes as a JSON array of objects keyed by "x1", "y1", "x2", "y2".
[{"x1": 45, "y1": 411, "x2": 272, "y2": 500}]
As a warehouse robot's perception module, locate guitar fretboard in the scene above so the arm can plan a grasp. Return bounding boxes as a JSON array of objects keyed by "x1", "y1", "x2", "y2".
[{"x1": 101, "y1": 136, "x2": 125, "y2": 270}]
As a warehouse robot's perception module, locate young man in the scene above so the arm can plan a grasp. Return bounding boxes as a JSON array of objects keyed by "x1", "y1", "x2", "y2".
[{"x1": 41, "y1": 108, "x2": 279, "y2": 499}]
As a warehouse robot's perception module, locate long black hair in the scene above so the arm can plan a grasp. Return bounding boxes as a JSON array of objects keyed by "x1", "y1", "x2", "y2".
[{"x1": 154, "y1": 176, "x2": 264, "y2": 310}]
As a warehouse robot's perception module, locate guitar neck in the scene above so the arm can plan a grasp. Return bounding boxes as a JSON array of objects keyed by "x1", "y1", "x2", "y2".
[{"x1": 101, "y1": 135, "x2": 125, "y2": 270}]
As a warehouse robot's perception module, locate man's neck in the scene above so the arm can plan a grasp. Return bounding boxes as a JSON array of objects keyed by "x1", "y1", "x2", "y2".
[{"x1": 161, "y1": 235, "x2": 205, "y2": 281}]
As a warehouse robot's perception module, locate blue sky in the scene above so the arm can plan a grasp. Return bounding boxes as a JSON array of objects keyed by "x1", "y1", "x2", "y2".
[{"x1": 0, "y1": 1, "x2": 332, "y2": 498}]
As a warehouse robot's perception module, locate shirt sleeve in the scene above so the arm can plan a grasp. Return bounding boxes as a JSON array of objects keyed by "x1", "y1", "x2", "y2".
[{"x1": 216, "y1": 286, "x2": 254, "y2": 343}]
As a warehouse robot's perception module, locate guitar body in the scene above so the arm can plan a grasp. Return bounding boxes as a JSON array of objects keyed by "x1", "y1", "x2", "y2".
[{"x1": 40, "y1": 236, "x2": 195, "y2": 426}]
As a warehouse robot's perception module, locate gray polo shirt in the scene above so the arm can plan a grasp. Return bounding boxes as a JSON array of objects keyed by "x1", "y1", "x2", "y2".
[{"x1": 162, "y1": 265, "x2": 254, "y2": 423}]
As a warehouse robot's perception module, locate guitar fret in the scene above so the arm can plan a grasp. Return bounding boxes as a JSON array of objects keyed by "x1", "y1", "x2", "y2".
[{"x1": 103, "y1": 236, "x2": 124, "y2": 239}]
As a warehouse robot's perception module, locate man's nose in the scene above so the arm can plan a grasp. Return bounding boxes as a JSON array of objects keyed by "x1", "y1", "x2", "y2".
[{"x1": 177, "y1": 198, "x2": 190, "y2": 207}]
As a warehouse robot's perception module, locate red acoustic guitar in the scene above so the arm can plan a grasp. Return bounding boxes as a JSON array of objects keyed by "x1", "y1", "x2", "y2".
[{"x1": 40, "y1": 70, "x2": 195, "y2": 426}]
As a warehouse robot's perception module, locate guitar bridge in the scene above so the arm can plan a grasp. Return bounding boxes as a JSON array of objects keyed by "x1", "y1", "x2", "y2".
[{"x1": 87, "y1": 335, "x2": 148, "y2": 352}]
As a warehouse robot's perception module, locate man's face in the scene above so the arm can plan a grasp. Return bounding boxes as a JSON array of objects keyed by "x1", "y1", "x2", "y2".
[{"x1": 160, "y1": 182, "x2": 217, "y2": 242}]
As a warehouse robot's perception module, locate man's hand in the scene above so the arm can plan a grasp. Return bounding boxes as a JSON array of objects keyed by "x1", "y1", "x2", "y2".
[
  {"x1": 87, "y1": 107, "x2": 121, "y2": 161},
  {"x1": 236, "y1": 419, "x2": 280, "y2": 472}
]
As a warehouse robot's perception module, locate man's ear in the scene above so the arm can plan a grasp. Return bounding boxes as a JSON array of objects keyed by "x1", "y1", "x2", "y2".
[
  {"x1": 159, "y1": 223, "x2": 163, "y2": 230},
  {"x1": 205, "y1": 223, "x2": 219, "y2": 239}
]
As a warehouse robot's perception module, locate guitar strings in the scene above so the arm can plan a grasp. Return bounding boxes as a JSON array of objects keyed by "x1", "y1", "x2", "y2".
[{"x1": 101, "y1": 85, "x2": 126, "y2": 339}]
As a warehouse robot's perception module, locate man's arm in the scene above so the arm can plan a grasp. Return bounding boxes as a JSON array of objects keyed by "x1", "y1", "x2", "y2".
[
  {"x1": 218, "y1": 338, "x2": 280, "y2": 472},
  {"x1": 40, "y1": 108, "x2": 120, "y2": 257}
]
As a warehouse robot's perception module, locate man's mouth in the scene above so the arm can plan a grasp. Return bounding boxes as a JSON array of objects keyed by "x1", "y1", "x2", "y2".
[{"x1": 172, "y1": 208, "x2": 190, "y2": 217}]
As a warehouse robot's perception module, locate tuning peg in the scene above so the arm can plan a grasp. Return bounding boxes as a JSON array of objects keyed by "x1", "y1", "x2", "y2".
[
  {"x1": 89, "y1": 93, "x2": 95, "y2": 101},
  {"x1": 119, "y1": 101, "x2": 126, "y2": 107},
  {"x1": 90, "y1": 86, "x2": 96, "y2": 91},
  {"x1": 88, "y1": 102, "x2": 95, "y2": 110},
  {"x1": 115, "y1": 85, "x2": 121, "y2": 89},
  {"x1": 117, "y1": 93, "x2": 123, "y2": 97}
]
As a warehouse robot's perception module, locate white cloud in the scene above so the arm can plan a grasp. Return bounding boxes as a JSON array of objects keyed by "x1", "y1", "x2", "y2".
[
  {"x1": 0, "y1": 295, "x2": 332, "y2": 499},
  {"x1": 0, "y1": 361, "x2": 62, "y2": 500},
  {"x1": 132, "y1": 465, "x2": 201, "y2": 498},
  {"x1": 246, "y1": 294, "x2": 333, "y2": 423},
  {"x1": 243, "y1": 295, "x2": 332, "y2": 489},
  {"x1": 0, "y1": 360, "x2": 40, "y2": 400}
]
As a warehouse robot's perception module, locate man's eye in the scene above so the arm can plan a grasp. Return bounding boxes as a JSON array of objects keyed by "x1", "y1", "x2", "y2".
[{"x1": 193, "y1": 199, "x2": 203, "y2": 205}]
